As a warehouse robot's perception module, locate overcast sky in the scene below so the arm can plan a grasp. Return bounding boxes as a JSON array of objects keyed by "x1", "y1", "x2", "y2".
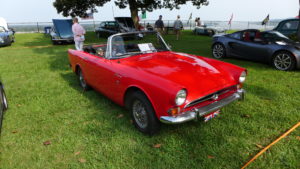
[{"x1": 0, "y1": 0, "x2": 298, "y2": 23}]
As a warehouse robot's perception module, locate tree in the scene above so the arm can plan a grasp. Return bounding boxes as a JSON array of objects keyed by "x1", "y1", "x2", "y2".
[
  {"x1": 298, "y1": 0, "x2": 300, "y2": 41},
  {"x1": 53, "y1": 0, "x2": 209, "y2": 29}
]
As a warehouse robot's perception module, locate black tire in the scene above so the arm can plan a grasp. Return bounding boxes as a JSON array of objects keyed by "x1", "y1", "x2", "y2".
[
  {"x1": 128, "y1": 91, "x2": 160, "y2": 135},
  {"x1": 212, "y1": 43, "x2": 226, "y2": 59},
  {"x1": 0, "y1": 85, "x2": 8, "y2": 133},
  {"x1": 77, "y1": 68, "x2": 90, "y2": 91},
  {"x1": 272, "y1": 51, "x2": 296, "y2": 71}
]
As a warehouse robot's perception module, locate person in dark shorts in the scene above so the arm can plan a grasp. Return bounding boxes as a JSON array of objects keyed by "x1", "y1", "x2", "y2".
[{"x1": 155, "y1": 15, "x2": 164, "y2": 34}]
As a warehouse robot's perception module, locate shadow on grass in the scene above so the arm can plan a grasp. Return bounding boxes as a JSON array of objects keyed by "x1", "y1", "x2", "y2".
[{"x1": 246, "y1": 84, "x2": 278, "y2": 100}]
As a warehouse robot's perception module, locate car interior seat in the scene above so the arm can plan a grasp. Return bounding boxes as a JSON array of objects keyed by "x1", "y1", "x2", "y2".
[
  {"x1": 254, "y1": 32, "x2": 262, "y2": 42},
  {"x1": 244, "y1": 32, "x2": 251, "y2": 41}
]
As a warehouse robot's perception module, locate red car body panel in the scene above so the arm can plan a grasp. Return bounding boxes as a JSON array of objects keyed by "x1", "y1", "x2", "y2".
[{"x1": 68, "y1": 49, "x2": 246, "y2": 118}]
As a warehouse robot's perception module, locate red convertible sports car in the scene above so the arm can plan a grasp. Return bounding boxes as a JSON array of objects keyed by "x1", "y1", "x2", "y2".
[{"x1": 68, "y1": 31, "x2": 247, "y2": 135}]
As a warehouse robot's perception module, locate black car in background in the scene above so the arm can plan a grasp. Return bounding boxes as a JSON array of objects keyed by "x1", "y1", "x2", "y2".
[
  {"x1": 212, "y1": 29, "x2": 300, "y2": 71},
  {"x1": 95, "y1": 21, "x2": 119, "y2": 38},
  {"x1": 273, "y1": 18, "x2": 298, "y2": 37},
  {"x1": 95, "y1": 17, "x2": 137, "y2": 38},
  {"x1": 0, "y1": 78, "x2": 8, "y2": 133}
]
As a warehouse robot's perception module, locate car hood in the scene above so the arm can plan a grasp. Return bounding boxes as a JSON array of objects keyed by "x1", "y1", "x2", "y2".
[
  {"x1": 52, "y1": 19, "x2": 73, "y2": 39},
  {"x1": 120, "y1": 51, "x2": 239, "y2": 100},
  {"x1": 114, "y1": 17, "x2": 136, "y2": 32}
]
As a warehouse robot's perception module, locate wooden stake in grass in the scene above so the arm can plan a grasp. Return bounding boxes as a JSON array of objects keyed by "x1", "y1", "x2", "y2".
[{"x1": 241, "y1": 122, "x2": 300, "y2": 169}]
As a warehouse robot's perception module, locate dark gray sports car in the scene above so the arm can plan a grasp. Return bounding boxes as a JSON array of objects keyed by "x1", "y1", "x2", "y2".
[
  {"x1": 212, "y1": 29, "x2": 300, "y2": 71},
  {"x1": 0, "y1": 78, "x2": 8, "y2": 133}
]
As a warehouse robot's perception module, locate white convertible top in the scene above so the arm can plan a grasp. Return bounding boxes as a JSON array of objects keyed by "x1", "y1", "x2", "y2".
[{"x1": 0, "y1": 17, "x2": 8, "y2": 30}]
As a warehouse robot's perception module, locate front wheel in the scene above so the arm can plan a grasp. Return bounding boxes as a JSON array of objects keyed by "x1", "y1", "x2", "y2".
[
  {"x1": 212, "y1": 43, "x2": 226, "y2": 59},
  {"x1": 272, "y1": 52, "x2": 296, "y2": 71},
  {"x1": 128, "y1": 91, "x2": 160, "y2": 135}
]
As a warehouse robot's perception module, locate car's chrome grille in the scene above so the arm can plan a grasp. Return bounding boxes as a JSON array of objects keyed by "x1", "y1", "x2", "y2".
[{"x1": 185, "y1": 85, "x2": 236, "y2": 108}]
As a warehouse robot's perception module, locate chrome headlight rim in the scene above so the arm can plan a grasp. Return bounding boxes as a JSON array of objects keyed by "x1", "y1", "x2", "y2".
[
  {"x1": 239, "y1": 71, "x2": 247, "y2": 83},
  {"x1": 175, "y1": 89, "x2": 187, "y2": 106}
]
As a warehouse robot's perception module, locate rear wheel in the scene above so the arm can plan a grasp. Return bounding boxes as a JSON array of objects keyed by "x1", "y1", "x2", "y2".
[
  {"x1": 77, "y1": 68, "x2": 90, "y2": 91},
  {"x1": 128, "y1": 91, "x2": 160, "y2": 135},
  {"x1": 272, "y1": 52, "x2": 296, "y2": 71},
  {"x1": 212, "y1": 43, "x2": 226, "y2": 59}
]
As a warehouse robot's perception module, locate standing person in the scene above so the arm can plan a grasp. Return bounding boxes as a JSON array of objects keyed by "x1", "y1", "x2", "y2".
[
  {"x1": 72, "y1": 17, "x2": 86, "y2": 51},
  {"x1": 195, "y1": 17, "x2": 201, "y2": 27},
  {"x1": 155, "y1": 15, "x2": 164, "y2": 34},
  {"x1": 174, "y1": 15, "x2": 183, "y2": 40}
]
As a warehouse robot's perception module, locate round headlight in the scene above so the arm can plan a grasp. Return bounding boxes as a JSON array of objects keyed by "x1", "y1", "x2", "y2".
[
  {"x1": 239, "y1": 71, "x2": 246, "y2": 83},
  {"x1": 175, "y1": 89, "x2": 187, "y2": 106}
]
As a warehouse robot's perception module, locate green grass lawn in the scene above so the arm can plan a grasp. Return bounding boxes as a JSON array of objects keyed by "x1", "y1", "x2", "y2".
[{"x1": 0, "y1": 31, "x2": 299, "y2": 169}]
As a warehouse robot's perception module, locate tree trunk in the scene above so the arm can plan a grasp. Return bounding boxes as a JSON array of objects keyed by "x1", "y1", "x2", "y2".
[
  {"x1": 128, "y1": 0, "x2": 139, "y2": 30},
  {"x1": 297, "y1": 0, "x2": 300, "y2": 41}
]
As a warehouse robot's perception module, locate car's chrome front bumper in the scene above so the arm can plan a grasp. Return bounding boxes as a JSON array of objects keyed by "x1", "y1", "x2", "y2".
[{"x1": 160, "y1": 89, "x2": 245, "y2": 124}]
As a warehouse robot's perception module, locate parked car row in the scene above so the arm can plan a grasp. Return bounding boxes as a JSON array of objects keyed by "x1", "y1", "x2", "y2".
[{"x1": 1, "y1": 18, "x2": 299, "y2": 135}]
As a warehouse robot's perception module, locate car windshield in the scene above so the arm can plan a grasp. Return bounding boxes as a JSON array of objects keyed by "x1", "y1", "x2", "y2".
[
  {"x1": 263, "y1": 31, "x2": 289, "y2": 40},
  {"x1": 110, "y1": 32, "x2": 169, "y2": 59}
]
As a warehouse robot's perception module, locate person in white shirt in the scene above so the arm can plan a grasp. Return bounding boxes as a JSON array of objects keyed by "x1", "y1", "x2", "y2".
[{"x1": 173, "y1": 15, "x2": 183, "y2": 40}]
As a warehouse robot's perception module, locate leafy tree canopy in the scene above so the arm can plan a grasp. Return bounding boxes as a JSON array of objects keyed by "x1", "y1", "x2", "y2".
[
  {"x1": 53, "y1": 0, "x2": 208, "y2": 17},
  {"x1": 53, "y1": 0, "x2": 209, "y2": 28}
]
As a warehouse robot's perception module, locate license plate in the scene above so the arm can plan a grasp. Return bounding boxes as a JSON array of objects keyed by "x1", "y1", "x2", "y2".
[{"x1": 204, "y1": 110, "x2": 220, "y2": 122}]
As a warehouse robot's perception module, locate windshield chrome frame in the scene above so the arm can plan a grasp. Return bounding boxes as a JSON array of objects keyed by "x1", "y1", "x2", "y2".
[{"x1": 105, "y1": 31, "x2": 171, "y2": 59}]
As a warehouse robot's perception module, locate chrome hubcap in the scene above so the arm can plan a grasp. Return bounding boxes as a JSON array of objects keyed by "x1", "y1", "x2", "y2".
[
  {"x1": 79, "y1": 70, "x2": 86, "y2": 88},
  {"x1": 274, "y1": 54, "x2": 292, "y2": 70},
  {"x1": 213, "y1": 44, "x2": 224, "y2": 58},
  {"x1": 132, "y1": 100, "x2": 148, "y2": 129}
]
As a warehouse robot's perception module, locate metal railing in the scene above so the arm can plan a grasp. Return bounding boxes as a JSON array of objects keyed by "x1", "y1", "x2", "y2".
[{"x1": 7, "y1": 20, "x2": 279, "y2": 33}]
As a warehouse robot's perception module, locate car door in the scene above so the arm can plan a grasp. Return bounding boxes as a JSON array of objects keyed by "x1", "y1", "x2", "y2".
[
  {"x1": 226, "y1": 32, "x2": 246, "y2": 57},
  {"x1": 80, "y1": 52, "x2": 124, "y2": 102},
  {"x1": 237, "y1": 41, "x2": 270, "y2": 62}
]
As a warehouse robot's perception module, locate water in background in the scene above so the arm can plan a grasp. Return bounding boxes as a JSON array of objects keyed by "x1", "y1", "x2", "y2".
[{"x1": 8, "y1": 20, "x2": 279, "y2": 33}]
